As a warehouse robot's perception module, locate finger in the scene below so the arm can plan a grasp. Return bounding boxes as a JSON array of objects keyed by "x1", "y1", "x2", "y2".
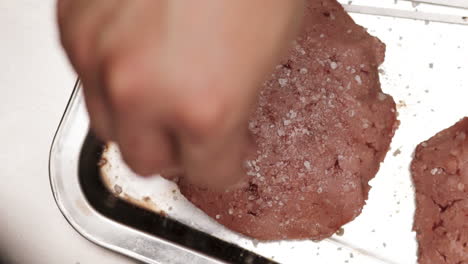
[
  {"x1": 179, "y1": 121, "x2": 251, "y2": 190},
  {"x1": 116, "y1": 118, "x2": 176, "y2": 177},
  {"x1": 81, "y1": 78, "x2": 115, "y2": 141},
  {"x1": 58, "y1": 0, "x2": 120, "y2": 71},
  {"x1": 58, "y1": 0, "x2": 122, "y2": 140},
  {"x1": 56, "y1": 0, "x2": 73, "y2": 23},
  {"x1": 102, "y1": 52, "x2": 177, "y2": 176},
  {"x1": 57, "y1": 0, "x2": 96, "y2": 66},
  {"x1": 159, "y1": 167, "x2": 184, "y2": 181}
]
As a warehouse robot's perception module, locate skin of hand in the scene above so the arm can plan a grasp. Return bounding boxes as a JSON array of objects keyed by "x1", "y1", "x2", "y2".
[{"x1": 57, "y1": 0, "x2": 304, "y2": 189}]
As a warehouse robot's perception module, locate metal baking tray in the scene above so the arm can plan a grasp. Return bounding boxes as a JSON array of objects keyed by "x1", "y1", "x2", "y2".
[
  {"x1": 50, "y1": 1, "x2": 468, "y2": 263},
  {"x1": 49, "y1": 82, "x2": 274, "y2": 264}
]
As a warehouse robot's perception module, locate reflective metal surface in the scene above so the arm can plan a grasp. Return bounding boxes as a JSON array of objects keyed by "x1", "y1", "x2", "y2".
[{"x1": 49, "y1": 82, "x2": 248, "y2": 264}]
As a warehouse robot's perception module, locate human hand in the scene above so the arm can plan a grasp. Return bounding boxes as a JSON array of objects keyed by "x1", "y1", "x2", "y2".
[{"x1": 57, "y1": 0, "x2": 304, "y2": 189}]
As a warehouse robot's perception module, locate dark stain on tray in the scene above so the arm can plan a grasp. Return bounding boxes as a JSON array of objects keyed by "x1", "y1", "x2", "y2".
[{"x1": 79, "y1": 133, "x2": 277, "y2": 264}]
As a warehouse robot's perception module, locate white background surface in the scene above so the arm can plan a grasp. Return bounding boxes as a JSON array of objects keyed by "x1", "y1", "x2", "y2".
[{"x1": 0, "y1": 1, "x2": 136, "y2": 263}]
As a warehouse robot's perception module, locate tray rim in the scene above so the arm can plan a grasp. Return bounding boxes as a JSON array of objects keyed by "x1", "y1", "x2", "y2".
[{"x1": 48, "y1": 81, "x2": 275, "y2": 264}]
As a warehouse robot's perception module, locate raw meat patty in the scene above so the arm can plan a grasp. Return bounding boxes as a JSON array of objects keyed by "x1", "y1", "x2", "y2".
[
  {"x1": 178, "y1": 0, "x2": 397, "y2": 241},
  {"x1": 411, "y1": 118, "x2": 468, "y2": 264}
]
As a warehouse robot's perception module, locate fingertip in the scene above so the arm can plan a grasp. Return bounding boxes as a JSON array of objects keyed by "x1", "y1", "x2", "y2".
[
  {"x1": 56, "y1": 0, "x2": 71, "y2": 22},
  {"x1": 90, "y1": 124, "x2": 114, "y2": 143},
  {"x1": 82, "y1": 81, "x2": 115, "y2": 142},
  {"x1": 180, "y1": 130, "x2": 249, "y2": 190},
  {"x1": 119, "y1": 145, "x2": 162, "y2": 177},
  {"x1": 117, "y1": 123, "x2": 176, "y2": 177}
]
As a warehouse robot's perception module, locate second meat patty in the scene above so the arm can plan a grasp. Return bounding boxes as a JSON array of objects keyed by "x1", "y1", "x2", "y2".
[{"x1": 412, "y1": 118, "x2": 468, "y2": 264}]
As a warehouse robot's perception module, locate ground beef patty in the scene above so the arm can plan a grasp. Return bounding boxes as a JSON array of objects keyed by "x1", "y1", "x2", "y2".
[
  {"x1": 178, "y1": 0, "x2": 397, "y2": 241},
  {"x1": 412, "y1": 118, "x2": 468, "y2": 264}
]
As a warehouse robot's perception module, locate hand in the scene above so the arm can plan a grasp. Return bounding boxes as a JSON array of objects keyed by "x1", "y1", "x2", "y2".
[{"x1": 57, "y1": 0, "x2": 304, "y2": 189}]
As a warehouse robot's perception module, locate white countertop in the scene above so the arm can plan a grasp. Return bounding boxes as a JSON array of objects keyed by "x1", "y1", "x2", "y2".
[{"x1": 0, "y1": 1, "x2": 136, "y2": 263}]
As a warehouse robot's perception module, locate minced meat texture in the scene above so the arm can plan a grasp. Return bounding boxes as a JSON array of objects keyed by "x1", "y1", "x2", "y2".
[
  {"x1": 412, "y1": 118, "x2": 468, "y2": 263},
  {"x1": 178, "y1": 0, "x2": 397, "y2": 241}
]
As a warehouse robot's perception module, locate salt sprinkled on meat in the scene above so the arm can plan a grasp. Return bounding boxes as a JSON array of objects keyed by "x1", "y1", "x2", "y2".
[
  {"x1": 378, "y1": 92, "x2": 387, "y2": 101},
  {"x1": 278, "y1": 78, "x2": 288, "y2": 87},
  {"x1": 354, "y1": 75, "x2": 362, "y2": 85},
  {"x1": 178, "y1": 0, "x2": 397, "y2": 241}
]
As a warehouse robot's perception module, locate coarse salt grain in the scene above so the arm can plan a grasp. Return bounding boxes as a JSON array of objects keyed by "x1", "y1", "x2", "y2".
[
  {"x1": 378, "y1": 93, "x2": 387, "y2": 101},
  {"x1": 215, "y1": 215, "x2": 221, "y2": 219},
  {"x1": 278, "y1": 78, "x2": 288, "y2": 87},
  {"x1": 304, "y1": 161, "x2": 311, "y2": 170},
  {"x1": 317, "y1": 187, "x2": 323, "y2": 194},
  {"x1": 277, "y1": 129, "x2": 285, "y2": 137},
  {"x1": 330, "y1": 61, "x2": 338, "y2": 70},
  {"x1": 247, "y1": 171, "x2": 256, "y2": 176},
  {"x1": 228, "y1": 208, "x2": 234, "y2": 215},
  {"x1": 343, "y1": 185, "x2": 350, "y2": 192},
  {"x1": 430, "y1": 168, "x2": 440, "y2": 175},
  {"x1": 355, "y1": 75, "x2": 362, "y2": 85},
  {"x1": 456, "y1": 132, "x2": 466, "y2": 141},
  {"x1": 289, "y1": 110, "x2": 297, "y2": 119}
]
